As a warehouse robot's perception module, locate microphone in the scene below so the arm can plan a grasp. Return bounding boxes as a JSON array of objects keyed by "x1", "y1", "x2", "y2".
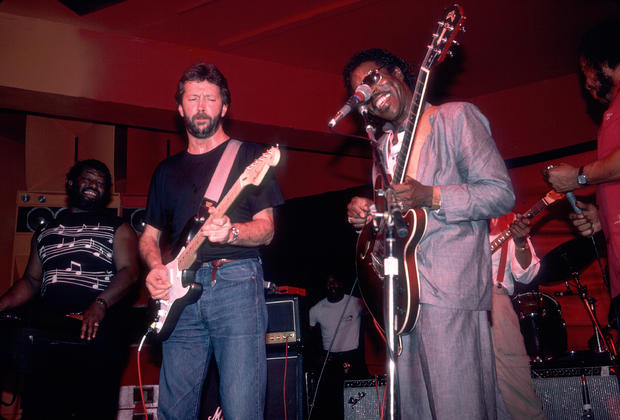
[
  {"x1": 581, "y1": 374, "x2": 593, "y2": 419},
  {"x1": 566, "y1": 192, "x2": 582, "y2": 214},
  {"x1": 328, "y1": 84, "x2": 372, "y2": 128}
]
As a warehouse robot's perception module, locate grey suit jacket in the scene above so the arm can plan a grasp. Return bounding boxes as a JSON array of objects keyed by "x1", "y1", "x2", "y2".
[{"x1": 378, "y1": 102, "x2": 515, "y2": 311}]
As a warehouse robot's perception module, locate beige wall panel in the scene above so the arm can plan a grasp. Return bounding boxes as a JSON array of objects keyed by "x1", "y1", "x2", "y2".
[{"x1": 25, "y1": 115, "x2": 115, "y2": 192}]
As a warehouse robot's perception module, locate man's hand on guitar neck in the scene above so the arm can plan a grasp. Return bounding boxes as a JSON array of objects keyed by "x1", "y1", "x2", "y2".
[
  {"x1": 199, "y1": 212, "x2": 235, "y2": 244},
  {"x1": 393, "y1": 177, "x2": 434, "y2": 210}
]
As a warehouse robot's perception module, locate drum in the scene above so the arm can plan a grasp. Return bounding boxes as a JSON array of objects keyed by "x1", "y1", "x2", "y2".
[{"x1": 512, "y1": 291, "x2": 567, "y2": 361}]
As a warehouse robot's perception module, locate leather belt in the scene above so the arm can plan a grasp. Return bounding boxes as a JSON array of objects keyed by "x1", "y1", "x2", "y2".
[{"x1": 203, "y1": 258, "x2": 241, "y2": 286}]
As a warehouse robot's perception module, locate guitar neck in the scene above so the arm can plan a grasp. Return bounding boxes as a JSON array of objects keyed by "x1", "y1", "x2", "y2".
[
  {"x1": 489, "y1": 197, "x2": 550, "y2": 254},
  {"x1": 393, "y1": 65, "x2": 431, "y2": 184},
  {"x1": 177, "y1": 180, "x2": 243, "y2": 270}
]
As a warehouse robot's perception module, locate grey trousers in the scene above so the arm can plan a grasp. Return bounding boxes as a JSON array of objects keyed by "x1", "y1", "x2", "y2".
[
  {"x1": 397, "y1": 303, "x2": 503, "y2": 419},
  {"x1": 491, "y1": 288, "x2": 546, "y2": 420}
]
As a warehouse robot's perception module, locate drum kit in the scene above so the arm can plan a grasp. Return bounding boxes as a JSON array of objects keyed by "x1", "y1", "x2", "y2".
[{"x1": 511, "y1": 235, "x2": 617, "y2": 365}]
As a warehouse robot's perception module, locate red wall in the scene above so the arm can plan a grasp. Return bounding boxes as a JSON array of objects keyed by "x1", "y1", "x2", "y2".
[{"x1": 0, "y1": 10, "x2": 612, "y2": 362}]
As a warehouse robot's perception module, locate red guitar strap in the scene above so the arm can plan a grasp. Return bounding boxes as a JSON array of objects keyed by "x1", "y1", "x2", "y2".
[{"x1": 496, "y1": 242, "x2": 509, "y2": 288}]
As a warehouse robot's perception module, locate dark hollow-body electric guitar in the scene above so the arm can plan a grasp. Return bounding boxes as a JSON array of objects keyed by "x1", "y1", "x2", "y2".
[{"x1": 356, "y1": 5, "x2": 465, "y2": 335}]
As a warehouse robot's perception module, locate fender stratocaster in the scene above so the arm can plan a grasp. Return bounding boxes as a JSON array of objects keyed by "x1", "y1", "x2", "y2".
[{"x1": 152, "y1": 146, "x2": 281, "y2": 340}]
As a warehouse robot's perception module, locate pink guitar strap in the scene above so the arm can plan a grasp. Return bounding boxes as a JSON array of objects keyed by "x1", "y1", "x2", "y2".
[{"x1": 203, "y1": 139, "x2": 242, "y2": 203}]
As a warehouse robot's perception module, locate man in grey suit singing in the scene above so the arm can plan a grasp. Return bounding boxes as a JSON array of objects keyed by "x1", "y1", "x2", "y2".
[{"x1": 345, "y1": 48, "x2": 514, "y2": 419}]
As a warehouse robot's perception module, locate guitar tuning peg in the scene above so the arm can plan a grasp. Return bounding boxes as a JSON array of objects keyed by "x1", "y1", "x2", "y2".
[
  {"x1": 460, "y1": 26, "x2": 466, "y2": 33},
  {"x1": 452, "y1": 40, "x2": 460, "y2": 46},
  {"x1": 447, "y1": 51, "x2": 454, "y2": 58}
]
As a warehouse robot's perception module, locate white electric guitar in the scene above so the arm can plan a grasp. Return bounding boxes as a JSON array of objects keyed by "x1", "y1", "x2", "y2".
[{"x1": 152, "y1": 146, "x2": 281, "y2": 340}]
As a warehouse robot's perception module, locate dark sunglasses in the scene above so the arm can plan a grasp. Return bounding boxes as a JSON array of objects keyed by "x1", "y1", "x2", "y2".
[{"x1": 361, "y1": 68, "x2": 384, "y2": 87}]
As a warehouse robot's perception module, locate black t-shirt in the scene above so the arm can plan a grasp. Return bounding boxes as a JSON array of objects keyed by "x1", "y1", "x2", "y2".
[
  {"x1": 144, "y1": 140, "x2": 284, "y2": 262},
  {"x1": 37, "y1": 210, "x2": 123, "y2": 314}
]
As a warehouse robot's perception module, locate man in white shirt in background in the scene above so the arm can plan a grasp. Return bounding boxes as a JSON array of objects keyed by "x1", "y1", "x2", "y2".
[{"x1": 309, "y1": 273, "x2": 367, "y2": 419}]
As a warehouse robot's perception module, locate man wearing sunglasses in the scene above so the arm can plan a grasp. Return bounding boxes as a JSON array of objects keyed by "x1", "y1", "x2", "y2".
[{"x1": 345, "y1": 49, "x2": 514, "y2": 419}]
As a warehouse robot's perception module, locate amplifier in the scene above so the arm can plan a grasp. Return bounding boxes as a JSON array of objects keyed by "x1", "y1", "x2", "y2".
[
  {"x1": 265, "y1": 295, "x2": 301, "y2": 348},
  {"x1": 343, "y1": 376, "x2": 387, "y2": 420},
  {"x1": 200, "y1": 353, "x2": 304, "y2": 420},
  {"x1": 533, "y1": 369, "x2": 620, "y2": 420},
  {"x1": 117, "y1": 384, "x2": 158, "y2": 419}
]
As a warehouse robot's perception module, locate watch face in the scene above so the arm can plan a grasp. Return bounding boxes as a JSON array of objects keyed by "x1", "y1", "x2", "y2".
[{"x1": 578, "y1": 174, "x2": 587, "y2": 185}]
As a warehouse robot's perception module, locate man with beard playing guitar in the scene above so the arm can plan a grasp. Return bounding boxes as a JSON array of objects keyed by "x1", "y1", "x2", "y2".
[
  {"x1": 345, "y1": 48, "x2": 514, "y2": 418},
  {"x1": 139, "y1": 63, "x2": 283, "y2": 420}
]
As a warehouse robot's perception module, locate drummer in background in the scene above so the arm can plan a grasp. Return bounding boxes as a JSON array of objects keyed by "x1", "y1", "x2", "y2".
[{"x1": 489, "y1": 212, "x2": 547, "y2": 420}]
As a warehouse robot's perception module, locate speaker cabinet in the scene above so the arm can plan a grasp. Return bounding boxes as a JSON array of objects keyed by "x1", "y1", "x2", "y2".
[
  {"x1": 533, "y1": 367, "x2": 620, "y2": 419},
  {"x1": 265, "y1": 353, "x2": 304, "y2": 420},
  {"x1": 117, "y1": 384, "x2": 158, "y2": 420},
  {"x1": 200, "y1": 353, "x2": 304, "y2": 420},
  {"x1": 120, "y1": 194, "x2": 147, "y2": 235},
  {"x1": 343, "y1": 376, "x2": 387, "y2": 420}
]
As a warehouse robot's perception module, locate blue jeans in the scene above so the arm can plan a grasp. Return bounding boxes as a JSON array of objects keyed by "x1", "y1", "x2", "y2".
[{"x1": 158, "y1": 258, "x2": 268, "y2": 420}]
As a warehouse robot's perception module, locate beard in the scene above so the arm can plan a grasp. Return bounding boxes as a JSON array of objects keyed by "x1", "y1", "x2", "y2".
[
  {"x1": 183, "y1": 111, "x2": 222, "y2": 139},
  {"x1": 595, "y1": 69, "x2": 615, "y2": 105},
  {"x1": 67, "y1": 184, "x2": 104, "y2": 211}
]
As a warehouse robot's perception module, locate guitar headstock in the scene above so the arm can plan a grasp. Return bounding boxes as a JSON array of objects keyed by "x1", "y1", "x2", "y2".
[
  {"x1": 543, "y1": 189, "x2": 565, "y2": 205},
  {"x1": 425, "y1": 4, "x2": 466, "y2": 68},
  {"x1": 239, "y1": 146, "x2": 281, "y2": 188}
]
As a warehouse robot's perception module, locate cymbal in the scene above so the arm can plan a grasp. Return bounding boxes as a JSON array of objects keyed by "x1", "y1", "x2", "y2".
[
  {"x1": 513, "y1": 232, "x2": 605, "y2": 295},
  {"x1": 535, "y1": 233, "x2": 605, "y2": 285}
]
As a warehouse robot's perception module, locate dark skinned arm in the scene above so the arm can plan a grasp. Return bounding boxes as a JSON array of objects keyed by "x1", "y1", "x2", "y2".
[
  {"x1": 0, "y1": 233, "x2": 43, "y2": 312},
  {"x1": 80, "y1": 222, "x2": 140, "y2": 340}
]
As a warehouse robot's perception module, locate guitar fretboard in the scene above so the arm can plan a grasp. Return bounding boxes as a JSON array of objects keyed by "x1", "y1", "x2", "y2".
[
  {"x1": 489, "y1": 194, "x2": 558, "y2": 253},
  {"x1": 393, "y1": 67, "x2": 430, "y2": 184}
]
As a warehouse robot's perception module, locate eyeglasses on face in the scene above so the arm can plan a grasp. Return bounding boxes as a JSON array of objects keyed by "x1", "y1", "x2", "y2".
[{"x1": 361, "y1": 68, "x2": 384, "y2": 88}]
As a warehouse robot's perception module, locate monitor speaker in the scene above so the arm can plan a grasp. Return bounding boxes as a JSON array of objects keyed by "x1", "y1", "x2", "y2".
[
  {"x1": 533, "y1": 367, "x2": 620, "y2": 419},
  {"x1": 343, "y1": 376, "x2": 387, "y2": 420}
]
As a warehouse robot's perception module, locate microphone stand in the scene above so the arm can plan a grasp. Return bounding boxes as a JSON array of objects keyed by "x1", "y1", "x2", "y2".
[
  {"x1": 359, "y1": 106, "x2": 404, "y2": 420},
  {"x1": 568, "y1": 271, "x2": 617, "y2": 359}
]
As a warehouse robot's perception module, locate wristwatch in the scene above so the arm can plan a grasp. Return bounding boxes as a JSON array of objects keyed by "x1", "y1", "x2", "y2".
[
  {"x1": 229, "y1": 225, "x2": 239, "y2": 243},
  {"x1": 577, "y1": 166, "x2": 588, "y2": 186}
]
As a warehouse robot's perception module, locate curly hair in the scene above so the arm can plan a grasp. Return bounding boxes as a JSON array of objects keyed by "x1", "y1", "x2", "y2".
[
  {"x1": 579, "y1": 21, "x2": 620, "y2": 71},
  {"x1": 343, "y1": 48, "x2": 415, "y2": 95},
  {"x1": 175, "y1": 63, "x2": 231, "y2": 107}
]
